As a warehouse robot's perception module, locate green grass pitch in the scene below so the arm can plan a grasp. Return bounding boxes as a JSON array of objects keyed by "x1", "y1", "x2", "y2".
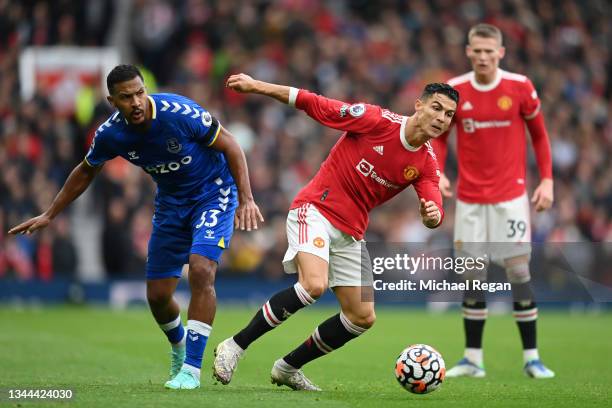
[{"x1": 0, "y1": 305, "x2": 610, "y2": 407}]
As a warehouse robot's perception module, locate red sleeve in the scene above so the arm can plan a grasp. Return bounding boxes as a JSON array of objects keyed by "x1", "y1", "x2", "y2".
[
  {"x1": 520, "y1": 79, "x2": 552, "y2": 179},
  {"x1": 520, "y1": 78, "x2": 541, "y2": 119},
  {"x1": 413, "y1": 147, "x2": 445, "y2": 227},
  {"x1": 430, "y1": 128, "x2": 451, "y2": 173},
  {"x1": 526, "y1": 112, "x2": 553, "y2": 179},
  {"x1": 295, "y1": 89, "x2": 382, "y2": 133}
]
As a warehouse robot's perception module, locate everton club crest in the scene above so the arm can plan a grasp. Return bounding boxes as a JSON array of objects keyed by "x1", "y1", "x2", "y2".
[{"x1": 166, "y1": 138, "x2": 182, "y2": 154}]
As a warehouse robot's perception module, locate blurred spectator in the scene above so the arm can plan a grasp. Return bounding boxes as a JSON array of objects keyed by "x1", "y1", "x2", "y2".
[{"x1": 0, "y1": 0, "x2": 610, "y2": 282}]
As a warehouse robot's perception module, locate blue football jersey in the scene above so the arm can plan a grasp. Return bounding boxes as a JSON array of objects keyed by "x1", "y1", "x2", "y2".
[{"x1": 85, "y1": 93, "x2": 235, "y2": 206}]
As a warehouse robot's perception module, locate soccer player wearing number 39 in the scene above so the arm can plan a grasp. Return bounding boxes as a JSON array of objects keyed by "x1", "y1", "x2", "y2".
[
  {"x1": 8, "y1": 65, "x2": 264, "y2": 390},
  {"x1": 213, "y1": 73, "x2": 458, "y2": 390},
  {"x1": 431, "y1": 24, "x2": 555, "y2": 379}
]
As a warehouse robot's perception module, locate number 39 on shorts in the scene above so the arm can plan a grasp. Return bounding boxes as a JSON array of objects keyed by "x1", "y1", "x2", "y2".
[
  {"x1": 507, "y1": 219, "x2": 527, "y2": 238},
  {"x1": 196, "y1": 209, "x2": 221, "y2": 229}
]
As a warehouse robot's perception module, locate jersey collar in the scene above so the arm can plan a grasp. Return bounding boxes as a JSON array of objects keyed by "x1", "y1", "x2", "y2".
[
  {"x1": 469, "y1": 68, "x2": 502, "y2": 91},
  {"x1": 147, "y1": 95, "x2": 157, "y2": 120},
  {"x1": 399, "y1": 116, "x2": 422, "y2": 152}
]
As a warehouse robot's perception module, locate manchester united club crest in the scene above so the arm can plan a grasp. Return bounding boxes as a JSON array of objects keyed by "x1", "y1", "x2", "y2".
[
  {"x1": 497, "y1": 95, "x2": 513, "y2": 111},
  {"x1": 403, "y1": 166, "x2": 419, "y2": 181},
  {"x1": 166, "y1": 138, "x2": 182, "y2": 154},
  {"x1": 313, "y1": 237, "x2": 326, "y2": 248}
]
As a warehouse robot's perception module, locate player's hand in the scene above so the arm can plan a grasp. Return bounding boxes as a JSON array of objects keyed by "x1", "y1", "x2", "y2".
[
  {"x1": 531, "y1": 178, "x2": 554, "y2": 212},
  {"x1": 420, "y1": 198, "x2": 441, "y2": 228},
  {"x1": 226, "y1": 73, "x2": 258, "y2": 94},
  {"x1": 8, "y1": 213, "x2": 52, "y2": 235},
  {"x1": 234, "y1": 198, "x2": 265, "y2": 231},
  {"x1": 439, "y1": 172, "x2": 453, "y2": 198}
]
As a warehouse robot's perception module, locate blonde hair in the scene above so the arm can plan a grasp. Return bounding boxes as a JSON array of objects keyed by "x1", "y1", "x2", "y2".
[{"x1": 468, "y1": 23, "x2": 503, "y2": 45}]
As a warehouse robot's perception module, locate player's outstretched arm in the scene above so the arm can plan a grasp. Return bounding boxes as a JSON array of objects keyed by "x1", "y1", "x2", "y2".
[
  {"x1": 210, "y1": 125, "x2": 264, "y2": 231},
  {"x1": 226, "y1": 73, "x2": 290, "y2": 104},
  {"x1": 8, "y1": 161, "x2": 101, "y2": 235}
]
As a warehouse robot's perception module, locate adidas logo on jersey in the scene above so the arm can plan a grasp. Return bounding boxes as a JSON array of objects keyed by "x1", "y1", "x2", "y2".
[
  {"x1": 373, "y1": 145, "x2": 384, "y2": 155},
  {"x1": 462, "y1": 101, "x2": 473, "y2": 111}
]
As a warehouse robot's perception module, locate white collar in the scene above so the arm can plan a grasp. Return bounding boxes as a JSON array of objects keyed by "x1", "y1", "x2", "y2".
[
  {"x1": 399, "y1": 116, "x2": 422, "y2": 152},
  {"x1": 470, "y1": 69, "x2": 502, "y2": 91}
]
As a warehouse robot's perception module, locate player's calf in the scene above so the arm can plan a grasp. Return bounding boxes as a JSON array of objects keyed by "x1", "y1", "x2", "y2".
[
  {"x1": 282, "y1": 311, "x2": 370, "y2": 371},
  {"x1": 232, "y1": 282, "x2": 316, "y2": 350}
]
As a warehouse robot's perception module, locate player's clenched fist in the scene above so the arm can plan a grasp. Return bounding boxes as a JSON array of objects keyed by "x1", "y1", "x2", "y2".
[
  {"x1": 226, "y1": 73, "x2": 258, "y2": 93},
  {"x1": 420, "y1": 198, "x2": 441, "y2": 228}
]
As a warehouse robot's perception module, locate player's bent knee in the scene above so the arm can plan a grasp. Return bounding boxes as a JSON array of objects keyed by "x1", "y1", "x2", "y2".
[
  {"x1": 146, "y1": 279, "x2": 176, "y2": 307},
  {"x1": 300, "y1": 280, "x2": 328, "y2": 299},
  {"x1": 345, "y1": 309, "x2": 376, "y2": 329},
  {"x1": 188, "y1": 255, "x2": 218, "y2": 289},
  {"x1": 357, "y1": 311, "x2": 376, "y2": 329},
  {"x1": 146, "y1": 289, "x2": 173, "y2": 307},
  {"x1": 505, "y1": 262, "x2": 531, "y2": 284}
]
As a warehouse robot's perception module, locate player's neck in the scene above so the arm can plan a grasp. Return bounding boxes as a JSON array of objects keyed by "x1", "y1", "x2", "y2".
[
  {"x1": 474, "y1": 69, "x2": 498, "y2": 85},
  {"x1": 404, "y1": 115, "x2": 429, "y2": 149}
]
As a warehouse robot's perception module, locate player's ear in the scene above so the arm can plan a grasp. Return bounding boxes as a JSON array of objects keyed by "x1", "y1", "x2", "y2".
[
  {"x1": 415, "y1": 98, "x2": 424, "y2": 112},
  {"x1": 106, "y1": 94, "x2": 115, "y2": 108},
  {"x1": 465, "y1": 45, "x2": 472, "y2": 58},
  {"x1": 498, "y1": 46, "x2": 506, "y2": 59}
]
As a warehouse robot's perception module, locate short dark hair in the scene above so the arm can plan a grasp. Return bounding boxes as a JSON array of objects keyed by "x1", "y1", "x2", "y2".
[
  {"x1": 106, "y1": 64, "x2": 143, "y2": 94},
  {"x1": 421, "y1": 83, "x2": 459, "y2": 105}
]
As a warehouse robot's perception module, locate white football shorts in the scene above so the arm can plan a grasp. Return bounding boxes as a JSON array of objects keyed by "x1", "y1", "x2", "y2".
[
  {"x1": 283, "y1": 203, "x2": 372, "y2": 287},
  {"x1": 454, "y1": 193, "x2": 531, "y2": 264}
]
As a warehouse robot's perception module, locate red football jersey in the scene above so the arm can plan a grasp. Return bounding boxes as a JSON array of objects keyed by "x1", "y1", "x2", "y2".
[
  {"x1": 432, "y1": 69, "x2": 552, "y2": 204},
  {"x1": 290, "y1": 89, "x2": 443, "y2": 240}
]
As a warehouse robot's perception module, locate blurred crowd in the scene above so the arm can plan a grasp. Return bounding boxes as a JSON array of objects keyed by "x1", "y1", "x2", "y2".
[{"x1": 0, "y1": 0, "x2": 610, "y2": 281}]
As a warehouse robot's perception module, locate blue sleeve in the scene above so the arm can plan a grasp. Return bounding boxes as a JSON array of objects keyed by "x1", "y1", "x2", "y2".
[
  {"x1": 84, "y1": 130, "x2": 117, "y2": 167},
  {"x1": 179, "y1": 107, "x2": 221, "y2": 146}
]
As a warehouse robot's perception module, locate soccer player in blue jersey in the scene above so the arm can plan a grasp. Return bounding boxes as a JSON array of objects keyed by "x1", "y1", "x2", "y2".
[{"x1": 8, "y1": 64, "x2": 264, "y2": 390}]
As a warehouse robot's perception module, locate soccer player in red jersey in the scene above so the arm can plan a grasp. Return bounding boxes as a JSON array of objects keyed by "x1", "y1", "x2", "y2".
[
  {"x1": 213, "y1": 73, "x2": 458, "y2": 390},
  {"x1": 431, "y1": 24, "x2": 555, "y2": 379}
]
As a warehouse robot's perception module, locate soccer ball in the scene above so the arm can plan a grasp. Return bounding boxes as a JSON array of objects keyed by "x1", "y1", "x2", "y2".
[{"x1": 394, "y1": 344, "x2": 445, "y2": 394}]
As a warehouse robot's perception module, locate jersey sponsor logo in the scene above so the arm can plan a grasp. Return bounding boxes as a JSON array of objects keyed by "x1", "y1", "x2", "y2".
[
  {"x1": 497, "y1": 95, "x2": 513, "y2": 111},
  {"x1": 166, "y1": 138, "x2": 182, "y2": 154},
  {"x1": 128, "y1": 151, "x2": 139, "y2": 160},
  {"x1": 349, "y1": 103, "x2": 366, "y2": 117},
  {"x1": 403, "y1": 166, "x2": 419, "y2": 181},
  {"x1": 355, "y1": 158, "x2": 400, "y2": 189},
  {"x1": 313, "y1": 237, "x2": 325, "y2": 248},
  {"x1": 461, "y1": 118, "x2": 511, "y2": 133},
  {"x1": 373, "y1": 145, "x2": 384, "y2": 155},
  {"x1": 144, "y1": 155, "x2": 192, "y2": 174},
  {"x1": 356, "y1": 158, "x2": 374, "y2": 176},
  {"x1": 461, "y1": 101, "x2": 473, "y2": 111}
]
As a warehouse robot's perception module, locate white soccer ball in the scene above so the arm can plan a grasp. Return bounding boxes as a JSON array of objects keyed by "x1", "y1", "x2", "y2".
[{"x1": 394, "y1": 344, "x2": 445, "y2": 394}]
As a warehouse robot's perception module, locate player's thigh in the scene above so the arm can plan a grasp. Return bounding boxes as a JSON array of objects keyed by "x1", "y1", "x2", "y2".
[
  {"x1": 488, "y1": 194, "x2": 531, "y2": 263},
  {"x1": 147, "y1": 206, "x2": 192, "y2": 280},
  {"x1": 295, "y1": 252, "x2": 329, "y2": 298},
  {"x1": 282, "y1": 204, "x2": 331, "y2": 296}
]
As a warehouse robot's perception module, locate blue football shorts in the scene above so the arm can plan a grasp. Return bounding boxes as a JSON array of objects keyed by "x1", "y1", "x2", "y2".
[{"x1": 146, "y1": 187, "x2": 237, "y2": 280}]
